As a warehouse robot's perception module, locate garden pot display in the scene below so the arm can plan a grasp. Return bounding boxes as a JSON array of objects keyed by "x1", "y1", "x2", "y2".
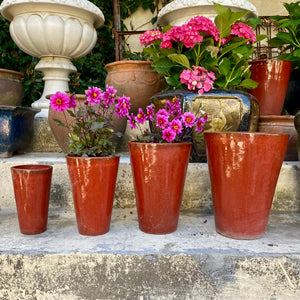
[
  {"x1": 105, "y1": 61, "x2": 166, "y2": 115},
  {"x1": 249, "y1": 60, "x2": 292, "y2": 115},
  {"x1": 0, "y1": 69, "x2": 24, "y2": 106},
  {"x1": 205, "y1": 132, "x2": 289, "y2": 240},
  {"x1": 295, "y1": 111, "x2": 300, "y2": 161},
  {"x1": 258, "y1": 115, "x2": 298, "y2": 161},
  {"x1": 0, "y1": 106, "x2": 40, "y2": 158},
  {"x1": 128, "y1": 142, "x2": 192, "y2": 234},
  {"x1": 48, "y1": 95, "x2": 127, "y2": 153},
  {"x1": 150, "y1": 89, "x2": 259, "y2": 162},
  {"x1": 11, "y1": 164, "x2": 53, "y2": 235},
  {"x1": 66, "y1": 155, "x2": 119, "y2": 235}
]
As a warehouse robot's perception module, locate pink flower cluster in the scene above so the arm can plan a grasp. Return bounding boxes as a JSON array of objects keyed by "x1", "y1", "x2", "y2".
[
  {"x1": 128, "y1": 97, "x2": 208, "y2": 142},
  {"x1": 50, "y1": 85, "x2": 131, "y2": 118},
  {"x1": 180, "y1": 66, "x2": 215, "y2": 94},
  {"x1": 228, "y1": 22, "x2": 257, "y2": 44},
  {"x1": 139, "y1": 30, "x2": 163, "y2": 46}
]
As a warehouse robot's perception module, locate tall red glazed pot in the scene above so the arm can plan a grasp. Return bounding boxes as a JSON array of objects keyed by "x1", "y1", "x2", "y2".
[
  {"x1": 11, "y1": 165, "x2": 53, "y2": 235},
  {"x1": 128, "y1": 142, "x2": 192, "y2": 234},
  {"x1": 249, "y1": 60, "x2": 292, "y2": 115},
  {"x1": 66, "y1": 156, "x2": 119, "y2": 236},
  {"x1": 205, "y1": 132, "x2": 289, "y2": 239}
]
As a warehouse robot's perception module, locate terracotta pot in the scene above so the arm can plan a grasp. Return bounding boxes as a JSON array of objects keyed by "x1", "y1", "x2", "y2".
[
  {"x1": 105, "y1": 61, "x2": 166, "y2": 115},
  {"x1": 48, "y1": 94, "x2": 127, "y2": 153},
  {"x1": 0, "y1": 106, "x2": 41, "y2": 158},
  {"x1": 129, "y1": 142, "x2": 192, "y2": 234},
  {"x1": 295, "y1": 111, "x2": 300, "y2": 161},
  {"x1": 205, "y1": 132, "x2": 289, "y2": 240},
  {"x1": 150, "y1": 89, "x2": 259, "y2": 162},
  {"x1": 258, "y1": 115, "x2": 298, "y2": 161},
  {"x1": 0, "y1": 68, "x2": 24, "y2": 106},
  {"x1": 66, "y1": 155, "x2": 119, "y2": 235},
  {"x1": 11, "y1": 164, "x2": 53, "y2": 235},
  {"x1": 249, "y1": 60, "x2": 292, "y2": 115}
]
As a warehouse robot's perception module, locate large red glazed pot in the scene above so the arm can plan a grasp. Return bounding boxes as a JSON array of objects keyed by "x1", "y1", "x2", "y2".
[
  {"x1": 205, "y1": 132, "x2": 289, "y2": 239},
  {"x1": 105, "y1": 61, "x2": 166, "y2": 114},
  {"x1": 11, "y1": 164, "x2": 53, "y2": 235},
  {"x1": 128, "y1": 142, "x2": 191, "y2": 234},
  {"x1": 249, "y1": 60, "x2": 292, "y2": 115},
  {"x1": 66, "y1": 155, "x2": 120, "y2": 235}
]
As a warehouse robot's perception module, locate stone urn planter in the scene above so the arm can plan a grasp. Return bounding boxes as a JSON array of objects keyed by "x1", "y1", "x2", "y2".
[
  {"x1": 0, "y1": 0, "x2": 105, "y2": 117},
  {"x1": 157, "y1": 0, "x2": 258, "y2": 26},
  {"x1": 0, "y1": 69, "x2": 24, "y2": 106}
]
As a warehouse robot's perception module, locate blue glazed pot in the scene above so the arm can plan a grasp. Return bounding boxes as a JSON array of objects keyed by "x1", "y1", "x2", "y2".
[
  {"x1": 0, "y1": 106, "x2": 40, "y2": 158},
  {"x1": 150, "y1": 89, "x2": 259, "y2": 161}
]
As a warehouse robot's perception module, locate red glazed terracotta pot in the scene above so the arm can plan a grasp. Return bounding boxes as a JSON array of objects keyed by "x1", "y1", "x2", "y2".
[
  {"x1": 249, "y1": 60, "x2": 292, "y2": 115},
  {"x1": 205, "y1": 132, "x2": 289, "y2": 240},
  {"x1": 105, "y1": 61, "x2": 166, "y2": 115},
  {"x1": 11, "y1": 164, "x2": 53, "y2": 235},
  {"x1": 66, "y1": 155, "x2": 119, "y2": 236},
  {"x1": 128, "y1": 142, "x2": 192, "y2": 234},
  {"x1": 258, "y1": 115, "x2": 298, "y2": 161}
]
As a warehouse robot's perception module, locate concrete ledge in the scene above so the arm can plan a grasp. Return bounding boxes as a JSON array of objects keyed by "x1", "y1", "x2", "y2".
[
  {"x1": 0, "y1": 209, "x2": 299, "y2": 299},
  {"x1": 0, "y1": 152, "x2": 299, "y2": 212}
]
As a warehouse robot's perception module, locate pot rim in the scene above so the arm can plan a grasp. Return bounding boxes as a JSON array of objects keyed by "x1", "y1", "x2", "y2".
[
  {"x1": 65, "y1": 155, "x2": 120, "y2": 160},
  {"x1": 11, "y1": 164, "x2": 53, "y2": 172},
  {"x1": 204, "y1": 131, "x2": 290, "y2": 138},
  {"x1": 0, "y1": 68, "x2": 24, "y2": 78}
]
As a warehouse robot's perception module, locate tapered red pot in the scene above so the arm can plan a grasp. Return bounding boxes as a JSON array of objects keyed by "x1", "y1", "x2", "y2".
[
  {"x1": 129, "y1": 142, "x2": 192, "y2": 234},
  {"x1": 66, "y1": 155, "x2": 119, "y2": 235},
  {"x1": 205, "y1": 132, "x2": 289, "y2": 239},
  {"x1": 11, "y1": 165, "x2": 53, "y2": 235}
]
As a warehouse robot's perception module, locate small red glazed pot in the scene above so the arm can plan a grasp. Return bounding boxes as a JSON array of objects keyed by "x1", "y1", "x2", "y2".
[
  {"x1": 129, "y1": 142, "x2": 192, "y2": 234},
  {"x1": 205, "y1": 132, "x2": 289, "y2": 240},
  {"x1": 11, "y1": 164, "x2": 53, "y2": 235}
]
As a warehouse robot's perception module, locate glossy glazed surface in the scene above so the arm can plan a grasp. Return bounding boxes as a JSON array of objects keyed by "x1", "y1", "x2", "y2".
[
  {"x1": 249, "y1": 60, "x2": 292, "y2": 115},
  {"x1": 205, "y1": 132, "x2": 289, "y2": 239},
  {"x1": 66, "y1": 156, "x2": 120, "y2": 236},
  {"x1": 129, "y1": 142, "x2": 191, "y2": 234},
  {"x1": 11, "y1": 164, "x2": 53, "y2": 235}
]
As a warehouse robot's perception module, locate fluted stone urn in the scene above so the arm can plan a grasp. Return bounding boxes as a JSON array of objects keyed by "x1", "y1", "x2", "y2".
[
  {"x1": 0, "y1": 0, "x2": 105, "y2": 117},
  {"x1": 157, "y1": 0, "x2": 258, "y2": 26}
]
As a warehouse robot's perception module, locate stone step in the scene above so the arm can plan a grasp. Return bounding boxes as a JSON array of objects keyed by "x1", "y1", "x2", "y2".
[
  {"x1": 0, "y1": 152, "x2": 299, "y2": 212},
  {"x1": 0, "y1": 208, "x2": 299, "y2": 299}
]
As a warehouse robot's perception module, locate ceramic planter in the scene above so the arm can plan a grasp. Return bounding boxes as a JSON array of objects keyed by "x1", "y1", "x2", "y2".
[
  {"x1": 205, "y1": 132, "x2": 289, "y2": 240},
  {"x1": 11, "y1": 164, "x2": 53, "y2": 235},
  {"x1": 0, "y1": 106, "x2": 40, "y2": 158},
  {"x1": 150, "y1": 89, "x2": 259, "y2": 162},
  {"x1": 129, "y1": 142, "x2": 192, "y2": 234},
  {"x1": 66, "y1": 155, "x2": 120, "y2": 236},
  {"x1": 295, "y1": 111, "x2": 300, "y2": 161},
  {"x1": 249, "y1": 60, "x2": 292, "y2": 115}
]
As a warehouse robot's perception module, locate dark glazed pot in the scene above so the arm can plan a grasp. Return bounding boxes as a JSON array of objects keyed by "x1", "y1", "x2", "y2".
[
  {"x1": 151, "y1": 89, "x2": 259, "y2": 161},
  {"x1": 249, "y1": 60, "x2": 292, "y2": 115},
  {"x1": 284, "y1": 68, "x2": 300, "y2": 115},
  {"x1": 129, "y1": 142, "x2": 192, "y2": 234},
  {"x1": 0, "y1": 69, "x2": 24, "y2": 106},
  {"x1": 11, "y1": 164, "x2": 53, "y2": 235},
  {"x1": 0, "y1": 106, "x2": 40, "y2": 158},
  {"x1": 66, "y1": 155, "x2": 120, "y2": 236},
  {"x1": 48, "y1": 94, "x2": 127, "y2": 153},
  {"x1": 105, "y1": 61, "x2": 166, "y2": 114},
  {"x1": 205, "y1": 132, "x2": 289, "y2": 239},
  {"x1": 295, "y1": 111, "x2": 300, "y2": 161}
]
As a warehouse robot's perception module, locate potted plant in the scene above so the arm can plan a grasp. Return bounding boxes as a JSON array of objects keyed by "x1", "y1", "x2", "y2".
[
  {"x1": 138, "y1": 2, "x2": 266, "y2": 160},
  {"x1": 127, "y1": 96, "x2": 208, "y2": 234},
  {"x1": 49, "y1": 85, "x2": 131, "y2": 235}
]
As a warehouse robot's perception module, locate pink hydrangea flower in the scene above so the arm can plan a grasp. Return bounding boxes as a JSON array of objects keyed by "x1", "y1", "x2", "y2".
[
  {"x1": 182, "y1": 112, "x2": 196, "y2": 128},
  {"x1": 162, "y1": 127, "x2": 176, "y2": 142},
  {"x1": 139, "y1": 30, "x2": 163, "y2": 46},
  {"x1": 50, "y1": 92, "x2": 70, "y2": 112},
  {"x1": 187, "y1": 16, "x2": 220, "y2": 41},
  {"x1": 85, "y1": 86, "x2": 102, "y2": 105},
  {"x1": 135, "y1": 108, "x2": 147, "y2": 124},
  {"x1": 115, "y1": 95, "x2": 131, "y2": 118},
  {"x1": 229, "y1": 22, "x2": 257, "y2": 44}
]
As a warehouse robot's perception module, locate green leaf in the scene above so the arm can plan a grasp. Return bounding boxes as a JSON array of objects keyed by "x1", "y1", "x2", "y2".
[
  {"x1": 268, "y1": 37, "x2": 287, "y2": 48},
  {"x1": 239, "y1": 78, "x2": 259, "y2": 89},
  {"x1": 91, "y1": 122, "x2": 104, "y2": 132},
  {"x1": 293, "y1": 48, "x2": 300, "y2": 57},
  {"x1": 276, "y1": 32, "x2": 295, "y2": 44},
  {"x1": 214, "y1": 15, "x2": 231, "y2": 39},
  {"x1": 219, "y1": 57, "x2": 231, "y2": 76},
  {"x1": 53, "y1": 118, "x2": 65, "y2": 127},
  {"x1": 168, "y1": 54, "x2": 190, "y2": 69},
  {"x1": 152, "y1": 57, "x2": 175, "y2": 74}
]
